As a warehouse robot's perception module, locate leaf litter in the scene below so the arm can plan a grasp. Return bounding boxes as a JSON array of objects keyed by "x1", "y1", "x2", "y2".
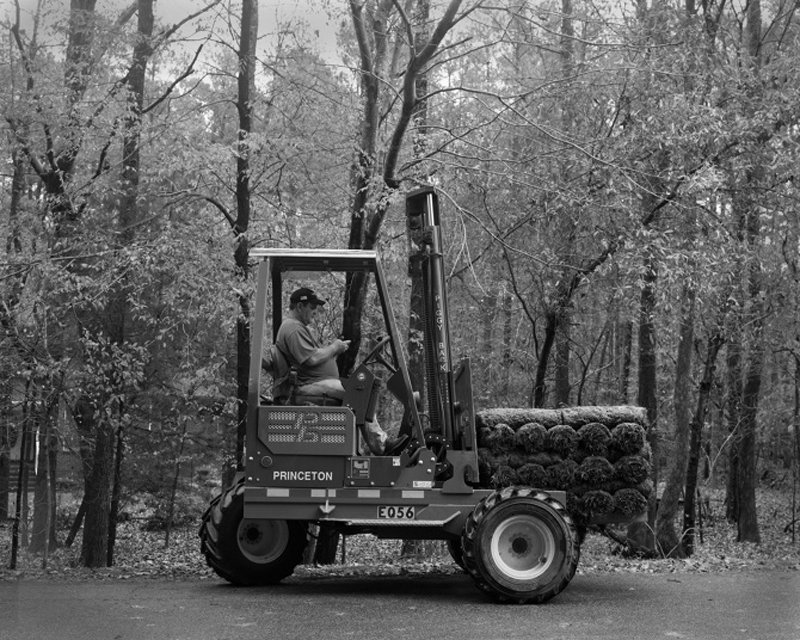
[{"x1": 1, "y1": 487, "x2": 797, "y2": 582}]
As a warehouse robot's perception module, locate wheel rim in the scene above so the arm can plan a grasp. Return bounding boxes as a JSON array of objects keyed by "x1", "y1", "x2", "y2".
[
  {"x1": 489, "y1": 514, "x2": 556, "y2": 580},
  {"x1": 236, "y1": 519, "x2": 290, "y2": 564}
]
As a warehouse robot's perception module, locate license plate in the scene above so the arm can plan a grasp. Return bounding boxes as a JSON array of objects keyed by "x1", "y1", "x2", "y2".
[{"x1": 377, "y1": 506, "x2": 415, "y2": 519}]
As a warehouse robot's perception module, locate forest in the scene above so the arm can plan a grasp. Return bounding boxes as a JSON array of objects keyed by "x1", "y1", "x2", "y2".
[{"x1": 1, "y1": 0, "x2": 799, "y2": 571}]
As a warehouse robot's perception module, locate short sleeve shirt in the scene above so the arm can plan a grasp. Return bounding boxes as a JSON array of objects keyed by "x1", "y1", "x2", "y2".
[{"x1": 276, "y1": 317, "x2": 339, "y2": 386}]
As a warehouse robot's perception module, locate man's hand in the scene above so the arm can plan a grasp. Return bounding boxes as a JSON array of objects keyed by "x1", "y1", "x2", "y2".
[
  {"x1": 333, "y1": 338, "x2": 351, "y2": 354},
  {"x1": 305, "y1": 338, "x2": 350, "y2": 367}
]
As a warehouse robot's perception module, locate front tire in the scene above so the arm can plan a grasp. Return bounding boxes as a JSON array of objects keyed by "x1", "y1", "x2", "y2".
[
  {"x1": 199, "y1": 480, "x2": 308, "y2": 585},
  {"x1": 462, "y1": 486, "x2": 579, "y2": 603}
]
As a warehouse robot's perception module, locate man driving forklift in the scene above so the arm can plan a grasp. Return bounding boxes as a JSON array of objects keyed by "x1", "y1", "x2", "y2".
[{"x1": 274, "y1": 286, "x2": 407, "y2": 456}]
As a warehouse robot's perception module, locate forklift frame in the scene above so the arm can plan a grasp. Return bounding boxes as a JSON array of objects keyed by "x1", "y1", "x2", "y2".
[{"x1": 243, "y1": 245, "x2": 522, "y2": 541}]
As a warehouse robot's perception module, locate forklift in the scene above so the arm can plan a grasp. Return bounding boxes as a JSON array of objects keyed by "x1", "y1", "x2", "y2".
[{"x1": 200, "y1": 187, "x2": 581, "y2": 603}]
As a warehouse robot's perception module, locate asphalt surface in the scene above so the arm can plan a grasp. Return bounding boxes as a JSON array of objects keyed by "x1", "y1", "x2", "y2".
[{"x1": 1, "y1": 570, "x2": 799, "y2": 640}]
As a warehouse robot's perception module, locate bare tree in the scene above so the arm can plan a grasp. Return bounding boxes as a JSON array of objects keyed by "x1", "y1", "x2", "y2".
[
  {"x1": 231, "y1": 0, "x2": 258, "y2": 483},
  {"x1": 339, "y1": 0, "x2": 471, "y2": 371}
]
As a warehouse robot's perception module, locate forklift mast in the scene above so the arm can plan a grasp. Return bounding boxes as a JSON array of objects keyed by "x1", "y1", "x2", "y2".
[{"x1": 407, "y1": 187, "x2": 454, "y2": 443}]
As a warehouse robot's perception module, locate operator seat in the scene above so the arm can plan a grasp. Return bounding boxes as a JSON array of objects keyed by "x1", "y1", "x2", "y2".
[
  {"x1": 264, "y1": 344, "x2": 341, "y2": 407},
  {"x1": 264, "y1": 345, "x2": 382, "y2": 426},
  {"x1": 264, "y1": 346, "x2": 396, "y2": 454}
]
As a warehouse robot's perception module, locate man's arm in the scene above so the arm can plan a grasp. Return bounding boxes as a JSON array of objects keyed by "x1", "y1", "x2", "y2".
[{"x1": 303, "y1": 338, "x2": 350, "y2": 367}]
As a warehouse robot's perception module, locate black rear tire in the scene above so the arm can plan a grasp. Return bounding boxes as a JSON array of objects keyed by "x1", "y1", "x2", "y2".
[
  {"x1": 462, "y1": 486, "x2": 579, "y2": 603},
  {"x1": 199, "y1": 480, "x2": 308, "y2": 585}
]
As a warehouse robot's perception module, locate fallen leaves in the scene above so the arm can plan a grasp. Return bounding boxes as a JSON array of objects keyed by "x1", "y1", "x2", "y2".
[{"x1": 1, "y1": 486, "x2": 798, "y2": 582}]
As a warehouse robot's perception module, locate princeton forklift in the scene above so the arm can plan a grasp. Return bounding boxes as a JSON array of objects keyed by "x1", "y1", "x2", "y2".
[{"x1": 199, "y1": 187, "x2": 582, "y2": 603}]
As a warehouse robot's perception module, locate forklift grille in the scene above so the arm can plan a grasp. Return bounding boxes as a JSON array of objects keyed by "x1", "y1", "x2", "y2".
[{"x1": 256, "y1": 406, "x2": 356, "y2": 456}]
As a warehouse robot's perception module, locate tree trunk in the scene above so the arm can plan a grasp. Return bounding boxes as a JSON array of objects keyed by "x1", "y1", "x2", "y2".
[
  {"x1": 1, "y1": 143, "x2": 29, "y2": 522},
  {"x1": 794, "y1": 355, "x2": 800, "y2": 544},
  {"x1": 553, "y1": 0, "x2": 574, "y2": 409},
  {"x1": 0, "y1": 451, "x2": 8, "y2": 521},
  {"x1": 164, "y1": 422, "x2": 188, "y2": 549},
  {"x1": 30, "y1": 420, "x2": 51, "y2": 553},
  {"x1": 343, "y1": 0, "x2": 462, "y2": 558},
  {"x1": 231, "y1": 0, "x2": 257, "y2": 483},
  {"x1": 9, "y1": 404, "x2": 32, "y2": 569},
  {"x1": 725, "y1": 314, "x2": 743, "y2": 521},
  {"x1": 637, "y1": 255, "x2": 658, "y2": 427},
  {"x1": 619, "y1": 319, "x2": 633, "y2": 403},
  {"x1": 655, "y1": 285, "x2": 695, "y2": 559},
  {"x1": 534, "y1": 310, "x2": 557, "y2": 408},
  {"x1": 99, "y1": 0, "x2": 156, "y2": 568},
  {"x1": 81, "y1": 420, "x2": 113, "y2": 567},
  {"x1": 65, "y1": 498, "x2": 87, "y2": 548},
  {"x1": 682, "y1": 331, "x2": 724, "y2": 555},
  {"x1": 481, "y1": 289, "x2": 496, "y2": 391},
  {"x1": 107, "y1": 424, "x2": 124, "y2": 565},
  {"x1": 338, "y1": 0, "x2": 393, "y2": 374},
  {"x1": 736, "y1": 344, "x2": 762, "y2": 543},
  {"x1": 532, "y1": 248, "x2": 616, "y2": 409},
  {"x1": 401, "y1": 0, "x2": 432, "y2": 559},
  {"x1": 627, "y1": 251, "x2": 658, "y2": 554},
  {"x1": 47, "y1": 431, "x2": 58, "y2": 550},
  {"x1": 31, "y1": 398, "x2": 58, "y2": 561},
  {"x1": 501, "y1": 287, "x2": 513, "y2": 400},
  {"x1": 339, "y1": 0, "x2": 465, "y2": 374},
  {"x1": 731, "y1": 0, "x2": 763, "y2": 545},
  {"x1": 554, "y1": 312, "x2": 571, "y2": 406}
]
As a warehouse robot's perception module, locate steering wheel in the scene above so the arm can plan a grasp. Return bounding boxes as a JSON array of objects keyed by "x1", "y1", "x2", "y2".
[{"x1": 360, "y1": 335, "x2": 397, "y2": 373}]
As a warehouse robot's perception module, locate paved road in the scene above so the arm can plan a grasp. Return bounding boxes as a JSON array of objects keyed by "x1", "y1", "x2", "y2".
[{"x1": 1, "y1": 570, "x2": 799, "y2": 640}]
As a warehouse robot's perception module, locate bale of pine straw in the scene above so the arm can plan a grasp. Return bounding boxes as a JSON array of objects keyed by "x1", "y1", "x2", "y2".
[
  {"x1": 545, "y1": 425, "x2": 579, "y2": 457},
  {"x1": 506, "y1": 451, "x2": 529, "y2": 469},
  {"x1": 477, "y1": 453, "x2": 494, "y2": 487},
  {"x1": 576, "y1": 456, "x2": 615, "y2": 485},
  {"x1": 546, "y1": 459, "x2": 579, "y2": 487},
  {"x1": 523, "y1": 451, "x2": 561, "y2": 467},
  {"x1": 581, "y1": 490, "x2": 615, "y2": 516},
  {"x1": 517, "y1": 463, "x2": 548, "y2": 487},
  {"x1": 515, "y1": 422, "x2": 547, "y2": 453},
  {"x1": 476, "y1": 405, "x2": 647, "y2": 430},
  {"x1": 472, "y1": 405, "x2": 652, "y2": 522},
  {"x1": 614, "y1": 455, "x2": 651, "y2": 485},
  {"x1": 490, "y1": 464, "x2": 519, "y2": 489},
  {"x1": 566, "y1": 491, "x2": 582, "y2": 514},
  {"x1": 610, "y1": 422, "x2": 646, "y2": 456},
  {"x1": 613, "y1": 488, "x2": 649, "y2": 516},
  {"x1": 476, "y1": 408, "x2": 566, "y2": 430},
  {"x1": 483, "y1": 423, "x2": 515, "y2": 453},
  {"x1": 477, "y1": 449, "x2": 510, "y2": 471},
  {"x1": 601, "y1": 479, "x2": 655, "y2": 503},
  {"x1": 577, "y1": 422, "x2": 611, "y2": 456},
  {"x1": 568, "y1": 483, "x2": 594, "y2": 497},
  {"x1": 570, "y1": 448, "x2": 592, "y2": 464}
]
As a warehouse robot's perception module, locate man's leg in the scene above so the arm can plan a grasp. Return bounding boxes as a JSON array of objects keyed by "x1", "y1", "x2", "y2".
[
  {"x1": 360, "y1": 419, "x2": 387, "y2": 455},
  {"x1": 297, "y1": 379, "x2": 388, "y2": 453},
  {"x1": 296, "y1": 378, "x2": 345, "y2": 399}
]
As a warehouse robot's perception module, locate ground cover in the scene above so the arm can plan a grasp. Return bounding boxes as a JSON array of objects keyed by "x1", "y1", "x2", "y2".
[{"x1": 1, "y1": 487, "x2": 798, "y2": 581}]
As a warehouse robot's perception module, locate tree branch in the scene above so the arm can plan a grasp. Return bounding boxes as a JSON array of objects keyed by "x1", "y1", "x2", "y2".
[{"x1": 142, "y1": 44, "x2": 204, "y2": 114}]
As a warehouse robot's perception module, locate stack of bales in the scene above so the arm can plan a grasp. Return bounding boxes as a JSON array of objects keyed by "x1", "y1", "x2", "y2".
[{"x1": 475, "y1": 406, "x2": 653, "y2": 524}]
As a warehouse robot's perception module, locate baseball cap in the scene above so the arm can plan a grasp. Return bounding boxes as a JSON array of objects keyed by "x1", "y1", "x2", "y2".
[{"x1": 290, "y1": 287, "x2": 326, "y2": 306}]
